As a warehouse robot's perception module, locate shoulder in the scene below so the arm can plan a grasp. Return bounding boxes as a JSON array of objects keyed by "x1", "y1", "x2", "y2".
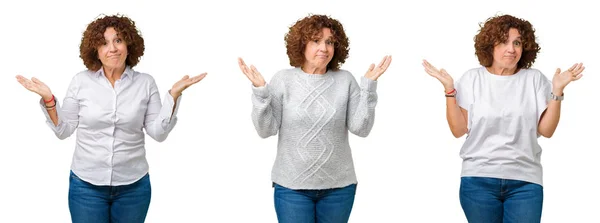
[
  {"x1": 133, "y1": 70, "x2": 155, "y2": 82},
  {"x1": 457, "y1": 67, "x2": 484, "y2": 83},
  {"x1": 328, "y1": 69, "x2": 355, "y2": 82},
  {"x1": 521, "y1": 68, "x2": 548, "y2": 80},
  {"x1": 462, "y1": 67, "x2": 484, "y2": 79},
  {"x1": 335, "y1": 68, "x2": 353, "y2": 77},
  {"x1": 70, "y1": 69, "x2": 97, "y2": 85},
  {"x1": 123, "y1": 69, "x2": 158, "y2": 87},
  {"x1": 73, "y1": 69, "x2": 95, "y2": 79},
  {"x1": 274, "y1": 68, "x2": 295, "y2": 78}
]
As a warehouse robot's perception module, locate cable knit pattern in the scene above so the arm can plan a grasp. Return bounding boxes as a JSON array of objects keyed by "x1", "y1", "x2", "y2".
[{"x1": 251, "y1": 67, "x2": 377, "y2": 190}]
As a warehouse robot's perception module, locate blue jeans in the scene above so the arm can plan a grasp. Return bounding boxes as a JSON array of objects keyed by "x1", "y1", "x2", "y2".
[
  {"x1": 273, "y1": 183, "x2": 357, "y2": 223},
  {"x1": 459, "y1": 177, "x2": 543, "y2": 223},
  {"x1": 68, "y1": 171, "x2": 151, "y2": 223}
]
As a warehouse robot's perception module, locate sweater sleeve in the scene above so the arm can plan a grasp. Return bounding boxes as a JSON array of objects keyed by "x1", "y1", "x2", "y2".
[
  {"x1": 347, "y1": 75, "x2": 378, "y2": 137},
  {"x1": 251, "y1": 71, "x2": 284, "y2": 138}
]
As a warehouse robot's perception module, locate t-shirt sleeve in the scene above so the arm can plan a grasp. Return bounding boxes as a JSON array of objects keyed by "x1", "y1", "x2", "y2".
[
  {"x1": 535, "y1": 71, "x2": 551, "y2": 124},
  {"x1": 455, "y1": 70, "x2": 474, "y2": 111}
]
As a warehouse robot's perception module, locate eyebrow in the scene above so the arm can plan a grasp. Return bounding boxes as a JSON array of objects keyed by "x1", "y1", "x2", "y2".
[{"x1": 104, "y1": 33, "x2": 120, "y2": 39}]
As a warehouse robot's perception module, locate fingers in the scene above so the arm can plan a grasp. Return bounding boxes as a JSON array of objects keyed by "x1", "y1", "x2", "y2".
[
  {"x1": 377, "y1": 56, "x2": 387, "y2": 68},
  {"x1": 422, "y1": 60, "x2": 440, "y2": 77},
  {"x1": 238, "y1": 57, "x2": 247, "y2": 69},
  {"x1": 384, "y1": 55, "x2": 392, "y2": 68},
  {"x1": 572, "y1": 63, "x2": 585, "y2": 75},
  {"x1": 16, "y1": 75, "x2": 28, "y2": 84},
  {"x1": 186, "y1": 73, "x2": 207, "y2": 83},
  {"x1": 195, "y1": 72, "x2": 207, "y2": 81},
  {"x1": 367, "y1": 64, "x2": 375, "y2": 73},
  {"x1": 31, "y1": 77, "x2": 43, "y2": 84},
  {"x1": 440, "y1": 69, "x2": 449, "y2": 76},
  {"x1": 16, "y1": 77, "x2": 30, "y2": 88},
  {"x1": 250, "y1": 65, "x2": 261, "y2": 78},
  {"x1": 16, "y1": 75, "x2": 33, "y2": 88},
  {"x1": 422, "y1": 59, "x2": 436, "y2": 69},
  {"x1": 555, "y1": 68, "x2": 561, "y2": 76},
  {"x1": 567, "y1": 63, "x2": 578, "y2": 72},
  {"x1": 377, "y1": 55, "x2": 392, "y2": 73},
  {"x1": 238, "y1": 57, "x2": 251, "y2": 76},
  {"x1": 181, "y1": 75, "x2": 190, "y2": 81},
  {"x1": 422, "y1": 59, "x2": 438, "y2": 71},
  {"x1": 573, "y1": 73, "x2": 583, "y2": 81}
]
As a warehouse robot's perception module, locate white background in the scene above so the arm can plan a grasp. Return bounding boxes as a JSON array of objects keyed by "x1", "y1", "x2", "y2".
[{"x1": 1, "y1": 0, "x2": 598, "y2": 222}]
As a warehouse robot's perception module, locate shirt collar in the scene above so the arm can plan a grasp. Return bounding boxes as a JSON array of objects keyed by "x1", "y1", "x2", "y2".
[{"x1": 94, "y1": 66, "x2": 134, "y2": 80}]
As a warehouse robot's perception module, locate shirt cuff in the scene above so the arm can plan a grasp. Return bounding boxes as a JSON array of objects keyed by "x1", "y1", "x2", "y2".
[
  {"x1": 161, "y1": 90, "x2": 182, "y2": 123},
  {"x1": 39, "y1": 97, "x2": 62, "y2": 130},
  {"x1": 252, "y1": 84, "x2": 270, "y2": 98},
  {"x1": 360, "y1": 76, "x2": 378, "y2": 92}
]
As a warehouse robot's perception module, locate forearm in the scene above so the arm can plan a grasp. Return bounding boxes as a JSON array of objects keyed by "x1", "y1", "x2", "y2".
[
  {"x1": 43, "y1": 96, "x2": 59, "y2": 126},
  {"x1": 538, "y1": 89, "x2": 563, "y2": 138},
  {"x1": 169, "y1": 90, "x2": 180, "y2": 117},
  {"x1": 47, "y1": 107, "x2": 59, "y2": 126},
  {"x1": 347, "y1": 77, "x2": 377, "y2": 137},
  {"x1": 145, "y1": 92, "x2": 181, "y2": 142},
  {"x1": 446, "y1": 97, "x2": 467, "y2": 138}
]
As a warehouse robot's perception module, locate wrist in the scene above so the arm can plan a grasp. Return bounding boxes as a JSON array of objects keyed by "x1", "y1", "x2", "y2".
[
  {"x1": 169, "y1": 89, "x2": 182, "y2": 98},
  {"x1": 445, "y1": 88, "x2": 456, "y2": 97},
  {"x1": 42, "y1": 94, "x2": 54, "y2": 102},
  {"x1": 552, "y1": 87, "x2": 564, "y2": 96},
  {"x1": 43, "y1": 95, "x2": 55, "y2": 105},
  {"x1": 444, "y1": 85, "x2": 455, "y2": 93}
]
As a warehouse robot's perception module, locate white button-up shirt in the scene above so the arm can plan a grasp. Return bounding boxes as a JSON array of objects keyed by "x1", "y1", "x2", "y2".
[{"x1": 40, "y1": 66, "x2": 181, "y2": 186}]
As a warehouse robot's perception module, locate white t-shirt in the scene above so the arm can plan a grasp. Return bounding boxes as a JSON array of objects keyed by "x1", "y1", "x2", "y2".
[{"x1": 455, "y1": 67, "x2": 551, "y2": 186}]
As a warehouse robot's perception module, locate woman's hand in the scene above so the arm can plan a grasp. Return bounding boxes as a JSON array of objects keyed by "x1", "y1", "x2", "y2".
[
  {"x1": 422, "y1": 59, "x2": 454, "y2": 92},
  {"x1": 238, "y1": 57, "x2": 266, "y2": 87},
  {"x1": 552, "y1": 63, "x2": 584, "y2": 94},
  {"x1": 16, "y1": 75, "x2": 53, "y2": 100},
  {"x1": 170, "y1": 73, "x2": 207, "y2": 98},
  {"x1": 364, "y1": 55, "x2": 392, "y2": 81}
]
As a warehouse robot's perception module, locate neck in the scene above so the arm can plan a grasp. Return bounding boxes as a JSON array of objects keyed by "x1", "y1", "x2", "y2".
[
  {"x1": 486, "y1": 65, "x2": 518, "y2": 76},
  {"x1": 301, "y1": 64, "x2": 327, "y2": 75},
  {"x1": 103, "y1": 65, "x2": 125, "y2": 81}
]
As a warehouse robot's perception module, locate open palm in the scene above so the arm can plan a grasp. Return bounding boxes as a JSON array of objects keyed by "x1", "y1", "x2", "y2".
[
  {"x1": 364, "y1": 55, "x2": 392, "y2": 81},
  {"x1": 16, "y1": 75, "x2": 53, "y2": 100},
  {"x1": 238, "y1": 57, "x2": 266, "y2": 87},
  {"x1": 422, "y1": 60, "x2": 454, "y2": 91},
  {"x1": 170, "y1": 73, "x2": 208, "y2": 97},
  {"x1": 553, "y1": 63, "x2": 584, "y2": 90}
]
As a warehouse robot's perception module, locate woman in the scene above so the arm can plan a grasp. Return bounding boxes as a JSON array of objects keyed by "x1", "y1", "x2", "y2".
[
  {"x1": 238, "y1": 14, "x2": 391, "y2": 222},
  {"x1": 15, "y1": 15, "x2": 206, "y2": 223},
  {"x1": 423, "y1": 14, "x2": 584, "y2": 223}
]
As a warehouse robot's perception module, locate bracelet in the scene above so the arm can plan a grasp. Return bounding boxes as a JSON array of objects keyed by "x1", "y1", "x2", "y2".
[
  {"x1": 445, "y1": 88, "x2": 456, "y2": 97},
  {"x1": 46, "y1": 106, "x2": 56, "y2": 111},
  {"x1": 45, "y1": 101, "x2": 57, "y2": 109},
  {"x1": 550, "y1": 92, "x2": 564, "y2": 101},
  {"x1": 43, "y1": 95, "x2": 55, "y2": 103}
]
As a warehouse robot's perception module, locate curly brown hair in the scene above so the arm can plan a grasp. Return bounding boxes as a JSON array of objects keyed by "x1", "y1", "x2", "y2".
[
  {"x1": 284, "y1": 14, "x2": 349, "y2": 71},
  {"x1": 474, "y1": 14, "x2": 540, "y2": 69},
  {"x1": 79, "y1": 15, "x2": 145, "y2": 71}
]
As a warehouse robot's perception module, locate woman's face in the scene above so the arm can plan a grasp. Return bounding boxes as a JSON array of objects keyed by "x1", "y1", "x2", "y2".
[
  {"x1": 492, "y1": 28, "x2": 522, "y2": 70},
  {"x1": 303, "y1": 28, "x2": 335, "y2": 70},
  {"x1": 97, "y1": 27, "x2": 128, "y2": 71}
]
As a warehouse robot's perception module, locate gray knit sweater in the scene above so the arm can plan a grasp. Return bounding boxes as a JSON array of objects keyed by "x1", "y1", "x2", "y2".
[{"x1": 251, "y1": 67, "x2": 378, "y2": 190}]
